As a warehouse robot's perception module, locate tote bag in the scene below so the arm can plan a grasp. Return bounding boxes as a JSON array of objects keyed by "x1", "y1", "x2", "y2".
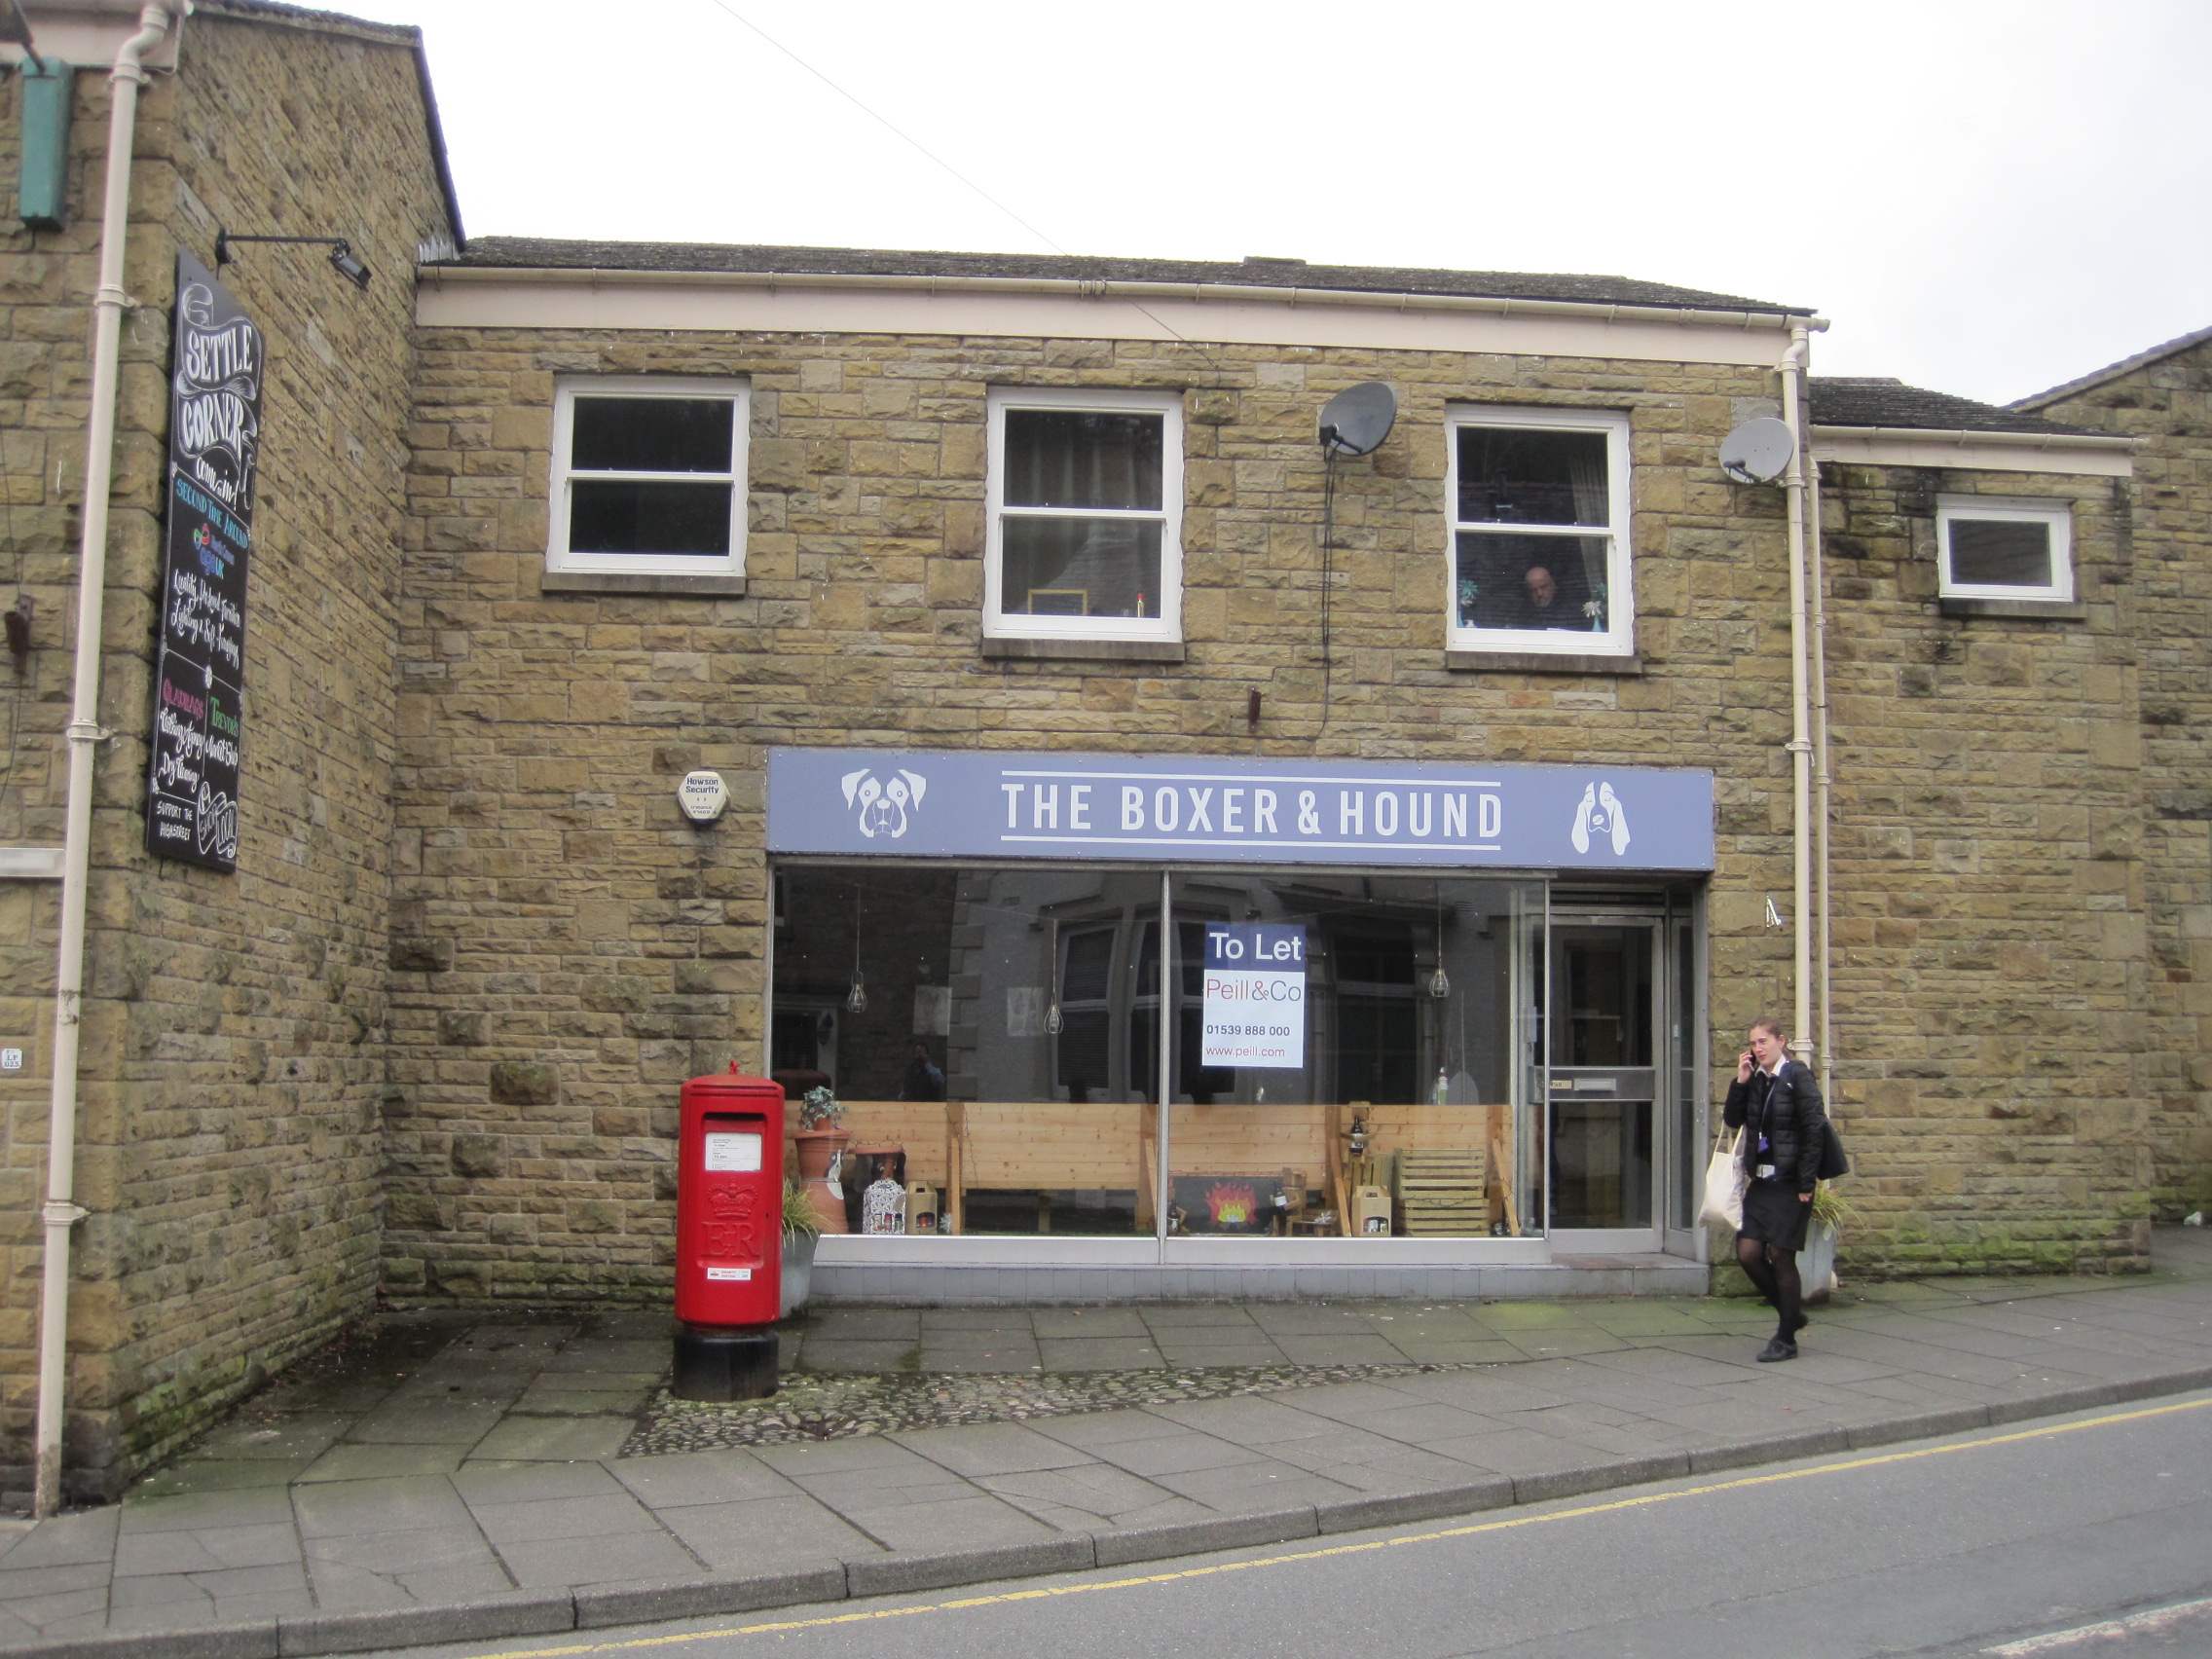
[{"x1": 1698, "y1": 1127, "x2": 1746, "y2": 1230}]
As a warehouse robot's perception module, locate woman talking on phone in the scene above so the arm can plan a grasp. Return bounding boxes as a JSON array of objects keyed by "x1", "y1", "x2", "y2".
[{"x1": 1723, "y1": 1016, "x2": 1828, "y2": 1362}]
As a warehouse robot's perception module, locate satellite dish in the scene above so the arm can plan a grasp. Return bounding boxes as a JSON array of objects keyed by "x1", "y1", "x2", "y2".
[
  {"x1": 1719, "y1": 417, "x2": 1796, "y2": 484},
  {"x1": 1319, "y1": 382, "x2": 1398, "y2": 457}
]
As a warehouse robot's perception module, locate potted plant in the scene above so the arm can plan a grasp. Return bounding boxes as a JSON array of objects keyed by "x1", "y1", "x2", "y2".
[
  {"x1": 780, "y1": 1173, "x2": 821, "y2": 1317},
  {"x1": 792, "y1": 1086, "x2": 848, "y2": 1178},
  {"x1": 1799, "y1": 1182, "x2": 1849, "y2": 1306},
  {"x1": 793, "y1": 1086, "x2": 851, "y2": 1234}
]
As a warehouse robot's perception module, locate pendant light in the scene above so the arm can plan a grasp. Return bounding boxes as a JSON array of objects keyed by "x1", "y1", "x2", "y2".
[
  {"x1": 1045, "y1": 917, "x2": 1064, "y2": 1035},
  {"x1": 845, "y1": 886, "x2": 868, "y2": 1014},
  {"x1": 1427, "y1": 885, "x2": 1451, "y2": 1000}
]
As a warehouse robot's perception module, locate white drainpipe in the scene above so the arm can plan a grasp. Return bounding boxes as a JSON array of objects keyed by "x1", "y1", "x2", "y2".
[
  {"x1": 1778, "y1": 328, "x2": 1815, "y2": 1061},
  {"x1": 1806, "y1": 426, "x2": 1835, "y2": 1107},
  {"x1": 34, "y1": 1, "x2": 176, "y2": 1521}
]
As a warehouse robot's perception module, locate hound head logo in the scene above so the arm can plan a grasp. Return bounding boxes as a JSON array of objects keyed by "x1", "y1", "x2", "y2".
[
  {"x1": 840, "y1": 767, "x2": 929, "y2": 839},
  {"x1": 1569, "y1": 781, "x2": 1632, "y2": 857}
]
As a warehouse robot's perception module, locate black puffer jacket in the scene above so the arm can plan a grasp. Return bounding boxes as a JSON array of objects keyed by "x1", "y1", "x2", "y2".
[{"x1": 1723, "y1": 1061, "x2": 1827, "y2": 1196}]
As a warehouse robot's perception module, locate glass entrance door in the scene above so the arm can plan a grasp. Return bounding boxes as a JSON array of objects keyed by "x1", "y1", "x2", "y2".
[{"x1": 1544, "y1": 919, "x2": 1661, "y2": 1246}]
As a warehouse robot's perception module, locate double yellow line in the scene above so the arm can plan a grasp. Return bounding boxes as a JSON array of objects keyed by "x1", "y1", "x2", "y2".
[{"x1": 479, "y1": 1395, "x2": 2212, "y2": 1657}]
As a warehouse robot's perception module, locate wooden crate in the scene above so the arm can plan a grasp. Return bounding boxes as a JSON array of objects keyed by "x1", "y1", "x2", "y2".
[
  {"x1": 825, "y1": 1101, "x2": 950, "y2": 1185},
  {"x1": 1392, "y1": 1146, "x2": 1489, "y2": 1235}
]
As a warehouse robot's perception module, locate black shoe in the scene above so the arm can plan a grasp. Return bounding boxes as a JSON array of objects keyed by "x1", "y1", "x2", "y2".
[
  {"x1": 1788, "y1": 1311, "x2": 1809, "y2": 1336},
  {"x1": 1756, "y1": 1337, "x2": 1798, "y2": 1363}
]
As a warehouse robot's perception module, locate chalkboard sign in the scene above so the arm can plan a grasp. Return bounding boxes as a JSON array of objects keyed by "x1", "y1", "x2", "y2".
[{"x1": 146, "y1": 252, "x2": 261, "y2": 870}]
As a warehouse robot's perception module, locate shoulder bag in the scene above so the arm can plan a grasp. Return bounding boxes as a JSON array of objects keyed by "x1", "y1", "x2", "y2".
[{"x1": 1698, "y1": 1126, "x2": 1746, "y2": 1230}]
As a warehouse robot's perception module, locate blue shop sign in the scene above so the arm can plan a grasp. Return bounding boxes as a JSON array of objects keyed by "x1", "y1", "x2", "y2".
[{"x1": 767, "y1": 749, "x2": 1714, "y2": 872}]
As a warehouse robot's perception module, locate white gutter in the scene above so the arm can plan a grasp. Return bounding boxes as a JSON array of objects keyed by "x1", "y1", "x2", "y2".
[
  {"x1": 1780, "y1": 329, "x2": 1815, "y2": 1063},
  {"x1": 417, "y1": 261, "x2": 1832, "y2": 336},
  {"x1": 1807, "y1": 424, "x2": 2133, "y2": 452},
  {"x1": 35, "y1": 0, "x2": 175, "y2": 1521}
]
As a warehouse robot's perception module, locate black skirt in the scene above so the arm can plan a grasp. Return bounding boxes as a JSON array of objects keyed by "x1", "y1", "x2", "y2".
[{"x1": 1739, "y1": 1181, "x2": 1812, "y2": 1252}]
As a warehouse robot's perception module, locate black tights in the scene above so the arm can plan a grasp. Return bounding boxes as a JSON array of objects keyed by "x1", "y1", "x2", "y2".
[{"x1": 1736, "y1": 1236, "x2": 1802, "y2": 1339}]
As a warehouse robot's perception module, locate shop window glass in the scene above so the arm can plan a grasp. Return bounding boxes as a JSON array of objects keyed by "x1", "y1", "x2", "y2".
[
  {"x1": 1159, "y1": 873, "x2": 1538, "y2": 1239},
  {"x1": 771, "y1": 866, "x2": 1551, "y2": 1240}
]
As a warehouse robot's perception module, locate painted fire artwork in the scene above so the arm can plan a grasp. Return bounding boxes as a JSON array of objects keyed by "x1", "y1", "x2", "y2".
[
  {"x1": 1169, "y1": 1174, "x2": 1281, "y2": 1234},
  {"x1": 1206, "y1": 1183, "x2": 1256, "y2": 1228}
]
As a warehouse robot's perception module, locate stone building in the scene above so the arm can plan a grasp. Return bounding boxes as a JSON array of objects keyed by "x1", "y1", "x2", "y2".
[
  {"x1": 0, "y1": 0, "x2": 2203, "y2": 1502},
  {"x1": 0, "y1": 0, "x2": 457, "y2": 1502}
]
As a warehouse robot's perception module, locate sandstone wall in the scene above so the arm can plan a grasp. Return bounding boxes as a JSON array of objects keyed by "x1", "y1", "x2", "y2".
[
  {"x1": 390, "y1": 323, "x2": 2155, "y2": 1299},
  {"x1": 2034, "y1": 341, "x2": 2212, "y2": 1219},
  {"x1": 1817, "y1": 461, "x2": 2149, "y2": 1271},
  {"x1": 0, "y1": 8, "x2": 450, "y2": 1500}
]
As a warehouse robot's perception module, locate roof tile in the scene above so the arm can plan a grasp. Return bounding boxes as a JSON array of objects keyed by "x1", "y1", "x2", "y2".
[{"x1": 439, "y1": 237, "x2": 1810, "y2": 315}]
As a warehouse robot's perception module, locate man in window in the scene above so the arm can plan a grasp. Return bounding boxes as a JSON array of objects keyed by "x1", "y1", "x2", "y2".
[{"x1": 1522, "y1": 565, "x2": 1565, "y2": 627}]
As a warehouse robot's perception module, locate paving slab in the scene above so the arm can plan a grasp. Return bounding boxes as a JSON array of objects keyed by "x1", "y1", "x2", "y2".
[
  {"x1": 817, "y1": 1488, "x2": 1062, "y2": 1554},
  {"x1": 294, "y1": 1443, "x2": 467, "y2": 1483},
  {"x1": 467, "y1": 1415, "x2": 634, "y2": 1461},
  {"x1": 112, "y1": 1521, "x2": 301, "y2": 1577},
  {"x1": 889, "y1": 1420, "x2": 1100, "y2": 1478},
  {"x1": 494, "y1": 1528, "x2": 702, "y2": 1588},
  {"x1": 650, "y1": 1494, "x2": 884, "y2": 1572},
  {"x1": 974, "y1": 1463, "x2": 1202, "y2": 1530},
  {"x1": 913, "y1": 1346, "x2": 1044, "y2": 1374},
  {"x1": 291, "y1": 1475, "x2": 475, "y2": 1540},
  {"x1": 1034, "y1": 1336, "x2": 1166, "y2": 1371},
  {"x1": 607, "y1": 1449, "x2": 804, "y2": 1510}
]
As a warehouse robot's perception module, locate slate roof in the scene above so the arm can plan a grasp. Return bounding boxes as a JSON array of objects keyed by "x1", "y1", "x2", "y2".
[
  {"x1": 2010, "y1": 323, "x2": 2212, "y2": 412},
  {"x1": 437, "y1": 238, "x2": 1811, "y2": 316},
  {"x1": 1809, "y1": 377, "x2": 2100, "y2": 437}
]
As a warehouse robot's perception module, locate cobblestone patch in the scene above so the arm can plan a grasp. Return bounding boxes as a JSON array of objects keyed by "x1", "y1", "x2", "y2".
[{"x1": 621, "y1": 1359, "x2": 1470, "y2": 1456}]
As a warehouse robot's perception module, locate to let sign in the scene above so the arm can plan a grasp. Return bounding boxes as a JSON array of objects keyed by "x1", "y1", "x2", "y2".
[
  {"x1": 145, "y1": 252, "x2": 261, "y2": 871},
  {"x1": 1201, "y1": 923, "x2": 1307, "y2": 1069}
]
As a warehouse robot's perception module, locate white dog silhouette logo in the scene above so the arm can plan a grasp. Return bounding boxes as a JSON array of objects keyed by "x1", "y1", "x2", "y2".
[
  {"x1": 1569, "y1": 781, "x2": 1631, "y2": 856},
  {"x1": 840, "y1": 767, "x2": 928, "y2": 839}
]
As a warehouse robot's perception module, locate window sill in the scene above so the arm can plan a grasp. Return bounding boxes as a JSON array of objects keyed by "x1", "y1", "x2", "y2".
[
  {"x1": 1445, "y1": 649, "x2": 1642, "y2": 676},
  {"x1": 1937, "y1": 597, "x2": 2084, "y2": 620},
  {"x1": 982, "y1": 637, "x2": 1187, "y2": 664},
  {"x1": 539, "y1": 571, "x2": 748, "y2": 597}
]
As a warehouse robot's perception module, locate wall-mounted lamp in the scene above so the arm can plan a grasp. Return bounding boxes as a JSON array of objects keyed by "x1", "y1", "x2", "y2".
[{"x1": 215, "y1": 228, "x2": 371, "y2": 291}]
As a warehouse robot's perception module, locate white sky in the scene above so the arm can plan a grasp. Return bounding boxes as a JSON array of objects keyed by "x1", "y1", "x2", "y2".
[{"x1": 333, "y1": 0, "x2": 2211, "y2": 406}]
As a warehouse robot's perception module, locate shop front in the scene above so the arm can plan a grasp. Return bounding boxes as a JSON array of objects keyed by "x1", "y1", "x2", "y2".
[{"x1": 766, "y1": 748, "x2": 1715, "y2": 1300}]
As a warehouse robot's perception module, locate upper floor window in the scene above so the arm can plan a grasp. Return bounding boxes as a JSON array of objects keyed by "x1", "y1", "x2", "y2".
[
  {"x1": 1936, "y1": 497, "x2": 2073, "y2": 602},
  {"x1": 547, "y1": 377, "x2": 748, "y2": 576},
  {"x1": 986, "y1": 387, "x2": 1183, "y2": 643},
  {"x1": 1446, "y1": 407, "x2": 1633, "y2": 657}
]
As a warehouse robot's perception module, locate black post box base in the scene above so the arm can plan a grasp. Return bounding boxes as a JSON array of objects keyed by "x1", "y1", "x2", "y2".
[{"x1": 673, "y1": 1325, "x2": 780, "y2": 1402}]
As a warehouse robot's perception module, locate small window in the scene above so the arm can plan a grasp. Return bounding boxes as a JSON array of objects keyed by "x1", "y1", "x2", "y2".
[
  {"x1": 547, "y1": 377, "x2": 748, "y2": 575},
  {"x1": 986, "y1": 387, "x2": 1182, "y2": 643},
  {"x1": 1936, "y1": 497, "x2": 2073, "y2": 602},
  {"x1": 1446, "y1": 407, "x2": 1633, "y2": 657}
]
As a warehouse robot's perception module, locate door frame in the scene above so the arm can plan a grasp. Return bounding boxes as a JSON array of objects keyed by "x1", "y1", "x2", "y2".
[{"x1": 1541, "y1": 903, "x2": 1680, "y2": 1256}]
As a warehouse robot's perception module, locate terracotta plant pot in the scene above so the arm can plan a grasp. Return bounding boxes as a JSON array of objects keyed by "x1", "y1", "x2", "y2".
[
  {"x1": 803, "y1": 1177, "x2": 849, "y2": 1234},
  {"x1": 793, "y1": 1128, "x2": 849, "y2": 1180}
]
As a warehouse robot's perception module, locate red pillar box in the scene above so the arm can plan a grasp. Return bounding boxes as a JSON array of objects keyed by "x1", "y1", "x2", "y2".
[{"x1": 673, "y1": 1067, "x2": 785, "y2": 1400}]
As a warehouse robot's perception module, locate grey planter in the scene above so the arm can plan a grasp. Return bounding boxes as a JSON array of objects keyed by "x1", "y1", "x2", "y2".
[
  {"x1": 780, "y1": 1231, "x2": 818, "y2": 1317},
  {"x1": 1798, "y1": 1216, "x2": 1838, "y2": 1307}
]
